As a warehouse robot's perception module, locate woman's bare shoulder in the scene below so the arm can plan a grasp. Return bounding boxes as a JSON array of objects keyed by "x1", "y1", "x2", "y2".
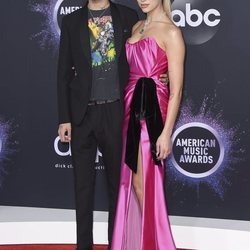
[
  {"x1": 132, "y1": 20, "x2": 144, "y2": 33},
  {"x1": 156, "y1": 21, "x2": 183, "y2": 48},
  {"x1": 159, "y1": 20, "x2": 182, "y2": 37}
]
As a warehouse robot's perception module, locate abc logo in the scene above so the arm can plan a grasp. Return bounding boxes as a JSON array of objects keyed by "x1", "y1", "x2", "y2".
[
  {"x1": 172, "y1": 3, "x2": 220, "y2": 27},
  {"x1": 53, "y1": 0, "x2": 83, "y2": 34},
  {"x1": 171, "y1": 0, "x2": 222, "y2": 45}
]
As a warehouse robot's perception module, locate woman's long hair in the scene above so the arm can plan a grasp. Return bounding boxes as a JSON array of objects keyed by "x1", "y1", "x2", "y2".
[{"x1": 163, "y1": 0, "x2": 172, "y2": 17}]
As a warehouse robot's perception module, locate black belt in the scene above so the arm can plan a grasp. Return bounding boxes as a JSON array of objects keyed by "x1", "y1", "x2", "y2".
[{"x1": 88, "y1": 99, "x2": 119, "y2": 106}]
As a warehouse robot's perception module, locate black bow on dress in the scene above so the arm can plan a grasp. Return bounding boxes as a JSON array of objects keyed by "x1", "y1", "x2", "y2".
[{"x1": 125, "y1": 77, "x2": 164, "y2": 173}]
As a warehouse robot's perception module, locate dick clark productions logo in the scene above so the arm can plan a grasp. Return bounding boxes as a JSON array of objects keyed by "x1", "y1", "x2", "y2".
[
  {"x1": 171, "y1": 122, "x2": 224, "y2": 178},
  {"x1": 54, "y1": 136, "x2": 103, "y2": 165}
]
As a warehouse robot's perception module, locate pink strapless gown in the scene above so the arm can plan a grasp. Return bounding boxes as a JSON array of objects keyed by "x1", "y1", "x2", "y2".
[{"x1": 111, "y1": 37, "x2": 176, "y2": 250}]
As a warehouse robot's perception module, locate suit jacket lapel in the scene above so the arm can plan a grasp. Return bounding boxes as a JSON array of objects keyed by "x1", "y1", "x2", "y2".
[
  {"x1": 110, "y1": 2, "x2": 123, "y2": 59},
  {"x1": 80, "y1": 3, "x2": 92, "y2": 65}
]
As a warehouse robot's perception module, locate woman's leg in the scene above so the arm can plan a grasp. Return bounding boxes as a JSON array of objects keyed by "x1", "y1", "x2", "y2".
[{"x1": 132, "y1": 142, "x2": 143, "y2": 210}]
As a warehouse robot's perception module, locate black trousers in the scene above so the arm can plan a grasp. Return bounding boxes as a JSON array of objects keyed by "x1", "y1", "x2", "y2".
[{"x1": 71, "y1": 101, "x2": 122, "y2": 250}]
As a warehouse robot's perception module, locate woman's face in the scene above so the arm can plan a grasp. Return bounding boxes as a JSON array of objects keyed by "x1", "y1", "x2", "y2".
[{"x1": 137, "y1": 0, "x2": 161, "y2": 13}]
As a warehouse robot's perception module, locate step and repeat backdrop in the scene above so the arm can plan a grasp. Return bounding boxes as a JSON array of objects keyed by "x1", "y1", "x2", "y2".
[{"x1": 1, "y1": 0, "x2": 250, "y2": 222}]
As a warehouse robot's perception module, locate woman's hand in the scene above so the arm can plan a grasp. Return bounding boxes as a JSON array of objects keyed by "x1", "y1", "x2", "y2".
[
  {"x1": 159, "y1": 73, "x2": 169, "y2": 85},
  {"x1": 156, "y1": 132, "x2": 172, "y2": 160}
]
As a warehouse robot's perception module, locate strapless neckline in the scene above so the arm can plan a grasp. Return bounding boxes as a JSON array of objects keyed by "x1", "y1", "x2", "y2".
[
  {"x1": 126, "y1": 36, "x2": 166, "y2": 55},
  {"x1": 125, "y1": 36, "x2": 168, "y2": 79}
]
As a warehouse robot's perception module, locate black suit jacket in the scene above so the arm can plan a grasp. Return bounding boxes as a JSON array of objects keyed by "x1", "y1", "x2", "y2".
[{"x1": 57, "y1": 1, "x2": 138, "y2": 125}]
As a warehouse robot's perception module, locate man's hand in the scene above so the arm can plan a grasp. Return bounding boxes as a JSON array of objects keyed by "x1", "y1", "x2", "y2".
[
  {"x1": 58, "y1": 123, "x2": 72, "y2": 143},
  {"x1": 159, "y1": 73, "x2": 169, "y2": 85}
]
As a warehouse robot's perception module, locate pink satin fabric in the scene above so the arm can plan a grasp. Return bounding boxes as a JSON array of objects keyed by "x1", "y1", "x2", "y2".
[{"x1": 112, "y1": 37, "x2": 176, "y2": 250}]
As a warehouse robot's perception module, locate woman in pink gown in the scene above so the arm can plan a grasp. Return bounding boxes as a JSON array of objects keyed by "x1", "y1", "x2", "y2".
[{"x1": 112, "y1": 0, "x2": 185, "y2": 249}]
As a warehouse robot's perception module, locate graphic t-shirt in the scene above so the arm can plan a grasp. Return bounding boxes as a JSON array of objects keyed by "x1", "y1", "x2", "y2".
[{"x1": 88, "y1": 7, "x2": 120, "y2": 101}]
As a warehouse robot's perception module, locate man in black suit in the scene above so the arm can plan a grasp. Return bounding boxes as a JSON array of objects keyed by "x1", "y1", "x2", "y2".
[{"x1": 57, "y1": 1, "x2": 138, "y2": 249}]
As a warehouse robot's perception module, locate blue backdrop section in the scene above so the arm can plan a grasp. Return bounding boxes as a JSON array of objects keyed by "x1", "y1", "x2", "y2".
[{"x1": 0, "y1": 0, "x2": 250, "y2": 221}]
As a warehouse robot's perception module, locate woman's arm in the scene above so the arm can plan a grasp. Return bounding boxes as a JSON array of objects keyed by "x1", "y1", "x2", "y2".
[{"x1": 156, "y1": 27, "x2": 185, "y2": 160}]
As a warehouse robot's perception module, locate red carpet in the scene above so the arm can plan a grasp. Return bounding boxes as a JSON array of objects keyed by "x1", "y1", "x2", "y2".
[{"x1": 0, "y1": 245, "x2": 190, "y2": 250}]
